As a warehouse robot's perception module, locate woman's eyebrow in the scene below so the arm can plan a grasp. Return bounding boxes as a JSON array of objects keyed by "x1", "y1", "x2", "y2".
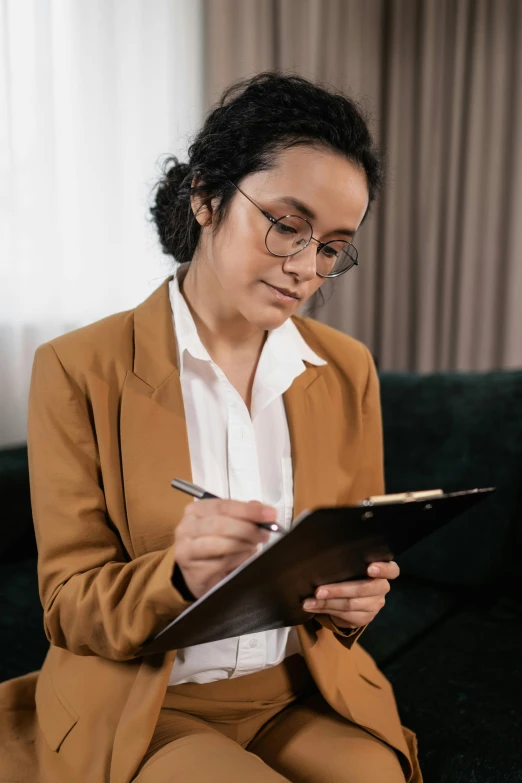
[{"x1": 277, "y1": 196, "x2": 356, "y2": 237}]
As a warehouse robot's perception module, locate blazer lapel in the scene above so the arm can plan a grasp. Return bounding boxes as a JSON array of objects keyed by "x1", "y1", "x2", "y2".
[
  {"x1": 120, "y1": 277, "x2": 193, "y2": 559},
  {"x1": 284, "y1": 364, "x2": 340, "y2": 519}
]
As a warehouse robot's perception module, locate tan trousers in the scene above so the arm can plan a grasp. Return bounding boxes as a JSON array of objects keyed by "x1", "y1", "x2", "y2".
[{"x1": 133, "y1": 654, "x2": 407, "y2": 783}]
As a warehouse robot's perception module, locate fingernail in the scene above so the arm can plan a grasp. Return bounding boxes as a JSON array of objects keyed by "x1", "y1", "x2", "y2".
[
  {"x1": 316, "y1": 588, "x2": 328, "y2": 598},
  {"x1": 263, "y1": 507, "x2": 277, "y2": 520},
  {"x1": 368, "y1": 565, "x2": 380, "y2": 576},
  {"x1": 303, "y1": 600, "x2": 317, "y2": 610}
]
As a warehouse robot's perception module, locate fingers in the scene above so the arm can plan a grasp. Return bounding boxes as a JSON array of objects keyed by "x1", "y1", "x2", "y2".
[
  {"x1": 188, "y1": 535, "x2": 260, "y2": 562},
  {"x1": 366, "y1": 561, "x2": 400, "y2": 580},
  {"x1": 185, "y1": 498, "x2": 277, "y2": 524},
  {"x1": 303, "y1": 595, "x2": 386, "y2": 613},
  {"x1": 312, "y1": 578, "x2": 391, "y2": 601},
  {"x1": 302, "y1": 576, "x2": 392, "y2": 621},
  {"x1": 181, "y1": 513, "x2": 270, "y2": 545}
]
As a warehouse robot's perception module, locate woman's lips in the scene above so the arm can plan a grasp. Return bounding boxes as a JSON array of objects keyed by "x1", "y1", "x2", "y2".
[{"x1": 263, "y1": 282, "x2": 300, "y2": 303}]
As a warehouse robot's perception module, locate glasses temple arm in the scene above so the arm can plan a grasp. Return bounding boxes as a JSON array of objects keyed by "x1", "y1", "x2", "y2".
[{"x1": 229, "y1": 180, "x2": 278, "y2": 224}]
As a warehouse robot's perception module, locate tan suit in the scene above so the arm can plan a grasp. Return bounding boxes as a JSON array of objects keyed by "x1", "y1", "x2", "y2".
[{"x1": 0, "y1": 277, "x2": 420, "y2": 783}]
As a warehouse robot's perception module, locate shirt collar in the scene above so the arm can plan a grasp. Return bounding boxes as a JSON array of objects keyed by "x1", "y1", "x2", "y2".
[
  {"x1": 169, "y1": 268, "x2": 213, "y2": 372},
  {"x1": 265, "y1": 316, "x2": 327, "y2": 368}
]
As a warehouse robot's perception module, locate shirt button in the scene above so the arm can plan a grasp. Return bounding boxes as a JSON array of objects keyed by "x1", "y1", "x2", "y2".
[{"x1": 249, "y1": 638, "x2": 258, "y2": 648}]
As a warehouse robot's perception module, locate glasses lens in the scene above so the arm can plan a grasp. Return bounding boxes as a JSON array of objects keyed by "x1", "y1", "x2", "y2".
[
  {"x1": 266, "y1": 216, "x2": 313, "y2": 257},
  {"x1": 317, "y1": 241, "x2": 358, "y2": 276}
]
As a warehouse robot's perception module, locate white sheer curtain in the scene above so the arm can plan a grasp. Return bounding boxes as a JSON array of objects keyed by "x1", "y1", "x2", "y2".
[{"x1": 0, "y1": 0, "x2": 203, "y2": 447}]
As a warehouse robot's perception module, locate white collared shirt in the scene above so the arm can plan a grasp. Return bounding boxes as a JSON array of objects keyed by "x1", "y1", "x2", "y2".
[{"x1": 168, "y1": 270, "x2": 326, "y2": 685}]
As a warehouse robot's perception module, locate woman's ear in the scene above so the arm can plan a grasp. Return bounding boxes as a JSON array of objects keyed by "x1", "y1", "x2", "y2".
[{"x1": 190, "y1": 175, "x2": 213, "y2": 228}]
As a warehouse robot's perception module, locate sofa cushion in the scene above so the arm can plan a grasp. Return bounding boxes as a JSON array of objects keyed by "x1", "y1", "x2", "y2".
[
  {"x1": 382, "y1": 595, "x2": 522, "y2": 783},
  {"x1": 379, "y1": 370, "x2": 522, "y2": 587}
]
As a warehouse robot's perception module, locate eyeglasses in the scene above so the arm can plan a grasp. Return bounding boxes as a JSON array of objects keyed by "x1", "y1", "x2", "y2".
[{"x1": 230, "y1": 182, "x2": 359, "y2": 278}]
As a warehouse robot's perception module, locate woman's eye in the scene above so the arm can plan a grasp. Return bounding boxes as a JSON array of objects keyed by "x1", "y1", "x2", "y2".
[
  {"x1": 320, "y1": 245, "x2": 338, "y2": 259},
  {"x1": 275, "y1": 221, "x2": 297, "y2": 236}
]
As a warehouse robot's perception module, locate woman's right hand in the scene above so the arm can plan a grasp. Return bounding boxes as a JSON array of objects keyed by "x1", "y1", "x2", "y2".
[{"x1": 174, "y1": 499, "x2": 278, "y2": 599}]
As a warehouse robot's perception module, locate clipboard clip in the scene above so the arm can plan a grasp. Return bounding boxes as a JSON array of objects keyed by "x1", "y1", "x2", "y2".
[{"x1": 363, "y1": 489, "x2": 444, "y2": 506}]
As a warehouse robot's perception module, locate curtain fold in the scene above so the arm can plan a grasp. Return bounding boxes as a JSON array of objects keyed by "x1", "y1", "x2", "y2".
[{"x1": 204, "y1": 0, "x2": 522, "y2": 371}]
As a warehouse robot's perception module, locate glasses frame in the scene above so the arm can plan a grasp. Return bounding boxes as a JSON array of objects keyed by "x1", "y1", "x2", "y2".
[{"x1": 230, "y1": 182, "x2": 358, "y2": 279}]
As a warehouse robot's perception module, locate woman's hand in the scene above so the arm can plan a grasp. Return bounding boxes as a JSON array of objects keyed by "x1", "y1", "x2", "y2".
[
  {"x1": 174, "y1": 498, "x2": 277, "y2": 599},
  {"x1": 302, "y1": 561, "x2": 400, "y2": 629}
]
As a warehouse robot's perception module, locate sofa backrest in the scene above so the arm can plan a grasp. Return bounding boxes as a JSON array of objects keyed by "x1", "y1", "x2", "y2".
[
  {"x1": 0, "y1": 444, "x2": 36, "y2": 564},
  {"x1": 379, "y1": 370, "x2": 522, "y2": 587}
]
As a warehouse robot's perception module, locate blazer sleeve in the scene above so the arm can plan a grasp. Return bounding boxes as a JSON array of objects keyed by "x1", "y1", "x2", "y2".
[
  {"x1": 313, "y1": 345, "x2": 385, "y2": 647},
  {"x1": 27, "y1": 343, "x2": 192, "y2": 662}
]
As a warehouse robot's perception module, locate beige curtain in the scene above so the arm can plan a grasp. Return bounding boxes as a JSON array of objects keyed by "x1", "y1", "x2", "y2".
[{"x1": 204, "y1": 0, "x2": 522, "y2": 371}]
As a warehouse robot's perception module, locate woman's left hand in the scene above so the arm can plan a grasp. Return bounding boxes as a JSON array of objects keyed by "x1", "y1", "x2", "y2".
[{"x1": 302, "y1": 561, "x2": 400, "y2": 629}]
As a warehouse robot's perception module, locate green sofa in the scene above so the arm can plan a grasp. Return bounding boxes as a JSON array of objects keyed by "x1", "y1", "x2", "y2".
[{"x1": 1, "y1": 369, "x2": 521, "y2": 782}]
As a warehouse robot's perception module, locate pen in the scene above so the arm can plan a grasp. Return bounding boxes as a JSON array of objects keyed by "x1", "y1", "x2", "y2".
[{"x1": 171, "y1": 478, "x2": 282, "y2": 533}]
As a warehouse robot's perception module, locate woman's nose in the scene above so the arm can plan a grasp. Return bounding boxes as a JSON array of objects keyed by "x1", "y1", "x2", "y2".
[{"x1": 281, "y1": 242, "x2": 317, "y2": 281}]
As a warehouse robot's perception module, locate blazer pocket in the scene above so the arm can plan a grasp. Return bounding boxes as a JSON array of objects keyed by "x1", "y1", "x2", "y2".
[
  {"x1": 352, "y1": 644, "x2": 387, "y2": 689},
  {"x1": 35, "y1": 665, "x2": 78, "y2": 751}
]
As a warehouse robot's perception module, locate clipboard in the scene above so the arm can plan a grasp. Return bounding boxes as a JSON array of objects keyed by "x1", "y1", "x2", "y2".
[{"x1": 139, "y1": 487, "x2": 495, "y2": 655}]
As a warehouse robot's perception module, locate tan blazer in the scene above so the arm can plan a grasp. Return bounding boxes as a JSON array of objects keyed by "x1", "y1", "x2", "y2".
[{"x1": 0, "y1": 278, "x2": 420, "y2": 783}]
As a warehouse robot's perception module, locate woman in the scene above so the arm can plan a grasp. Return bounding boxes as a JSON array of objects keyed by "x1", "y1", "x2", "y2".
[{"x1": 0, "y1": 73, "x2": 421, "y2": 783}]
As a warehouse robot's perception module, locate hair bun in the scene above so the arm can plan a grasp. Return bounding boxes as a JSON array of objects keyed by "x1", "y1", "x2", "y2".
[
  {"x1": 163, "y1": 157, "x2": 191, "y2": 190},
  {"x1": 151, "y1": 156, "x2": 192, "y2": 256}
]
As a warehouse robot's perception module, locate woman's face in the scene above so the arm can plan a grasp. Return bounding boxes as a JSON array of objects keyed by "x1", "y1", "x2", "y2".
[{"x1": 192, "y1": 145, "x2": 370, "y2": 331}]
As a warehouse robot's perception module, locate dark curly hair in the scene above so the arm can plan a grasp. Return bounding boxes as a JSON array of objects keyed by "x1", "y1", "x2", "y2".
[{"x1": 151, "y1": 72, "x2": 382, "y2": 265}]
